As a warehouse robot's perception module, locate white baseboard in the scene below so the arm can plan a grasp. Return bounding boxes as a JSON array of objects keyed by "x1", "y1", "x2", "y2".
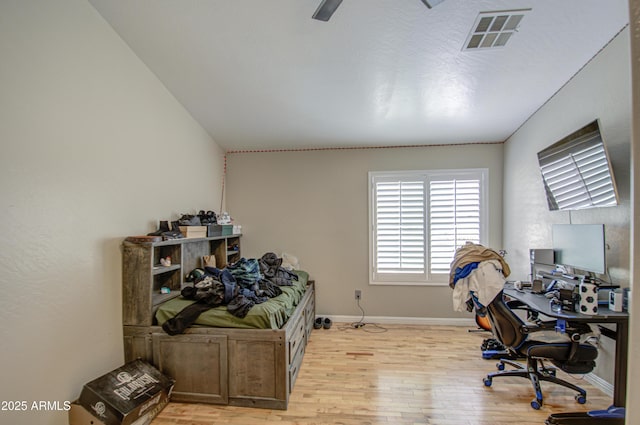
[
  {"x1": 317, "y1": 314, "x2": 476, "y2": 327},
  {"x1": 584, "y1": 372, "x2": 614, "y2": 397}
]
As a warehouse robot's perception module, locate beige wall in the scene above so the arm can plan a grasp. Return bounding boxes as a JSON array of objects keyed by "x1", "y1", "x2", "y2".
[
  {"x1": 226, "y1": 144, "x2": 503, "y2": 320},
  {"x1": 0, "y1": 1, "x2": 224, "y2": 424},
  {"x1": 503, "y1": 28, "x2": 631, "y2": 391},
  {"x1": 628, "y1": 0, "x2": 639, "y2": 420}
]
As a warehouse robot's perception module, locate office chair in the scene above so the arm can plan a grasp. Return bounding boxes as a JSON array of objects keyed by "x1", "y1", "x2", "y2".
[{"x1": 482, "y1": 290, "x2": 598, "y2": 409}]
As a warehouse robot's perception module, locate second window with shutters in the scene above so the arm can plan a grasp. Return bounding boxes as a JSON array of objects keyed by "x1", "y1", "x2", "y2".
[{"x1": 369, "y1": 169, "x2": 488, "y2": 285}]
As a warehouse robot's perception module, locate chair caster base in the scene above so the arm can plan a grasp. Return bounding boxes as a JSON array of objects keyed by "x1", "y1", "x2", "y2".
[{"x1": 545, "y1": 406, "x2": 625, "y2": 425}]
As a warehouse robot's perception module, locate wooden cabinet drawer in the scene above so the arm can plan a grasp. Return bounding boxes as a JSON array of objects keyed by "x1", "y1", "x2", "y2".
[
  {"x1": 289, "y1": 337, "x2": 306, "y2": 392},
  {"x1": 304, "y1": 296, "x2": 315, "y2": 323},
  {"x1": 288, "y1": 315, "x2": 306, "y2": 364}
]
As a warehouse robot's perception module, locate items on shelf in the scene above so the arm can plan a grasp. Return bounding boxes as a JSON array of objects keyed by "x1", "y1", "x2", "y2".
[
  {"x1": 218, "y1": 212, "x2": 231, "y2": 224},
  {"x1": 147, "y1": 220, "x2": 184, "y2": 240},
  {"x1": 122, "y1": 234, "x2": 242, "y2": 327},
  {"x1": 144, "y1": 210, "x2": 241, "y2": 242},
  {"x1": 179, "y1": 210, "x2": 218, "y2": 226},
  {"x1": 198, "y1": 210, "x2": 217, "y2": 225},
  {"x1": 202, "y1": 254, "x2": 216, "y2": 268},
  {"x1": 125, "y1": 235, "x2": 162, "y2": 243},
  {"x1": 178, "y1": 225, "x2": 207, "y2": 239}
]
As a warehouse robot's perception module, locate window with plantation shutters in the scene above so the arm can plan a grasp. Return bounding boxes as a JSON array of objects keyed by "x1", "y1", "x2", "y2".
[{"x1": 370, "y1": 169, "x2": 488, "y2": 285}]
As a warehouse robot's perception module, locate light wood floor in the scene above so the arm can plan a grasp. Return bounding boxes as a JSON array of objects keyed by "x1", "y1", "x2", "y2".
[{"x1": 152, "y1": 323, "x2": 612, "y2": 425}]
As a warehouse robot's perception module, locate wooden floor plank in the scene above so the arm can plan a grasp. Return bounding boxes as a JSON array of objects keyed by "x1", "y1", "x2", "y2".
[{"x1": 152, "y1": 323, "x2": 612, "y2": 424}]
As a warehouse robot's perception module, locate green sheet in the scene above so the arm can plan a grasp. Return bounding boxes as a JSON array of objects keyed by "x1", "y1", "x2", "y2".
[{"x1": 155, "y1": 270, "x2": 308, "y2": 330}]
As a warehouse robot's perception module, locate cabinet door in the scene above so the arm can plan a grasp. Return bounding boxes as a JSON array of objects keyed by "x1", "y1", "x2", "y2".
[
  {"x1": 123, "y1": 333, "x2": 152, "y2": 363},
  {"x1": 228, "y1": 337, "x2": 287, "y2": 401},
  {"x1": 152, "y1": 333, "x2": 228, "y2": 404}
]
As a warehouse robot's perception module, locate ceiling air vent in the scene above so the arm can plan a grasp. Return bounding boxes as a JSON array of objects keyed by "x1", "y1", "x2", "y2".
[{"x1": 463, "y1": 9, "x2": 530, "y2": 50}]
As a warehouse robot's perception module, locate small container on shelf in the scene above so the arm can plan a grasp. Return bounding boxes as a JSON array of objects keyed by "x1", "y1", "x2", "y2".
[
  {"x1": 206, "y1": 224, "x2": 222, "y2": 237},
  {"x1": 178, "y1": 226, "x2": 207, "y2": 239}
]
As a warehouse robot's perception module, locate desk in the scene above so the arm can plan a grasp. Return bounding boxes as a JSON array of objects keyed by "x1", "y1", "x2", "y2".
[{"x1": 503, "y1": 284, "x2": 629, "y2": 407}]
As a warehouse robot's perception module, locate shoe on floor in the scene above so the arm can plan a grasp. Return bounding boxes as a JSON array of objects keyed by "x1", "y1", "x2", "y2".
[
  {"x1": 323, "y1": 318, "x2": 332, "y2": 329},
  {"x1": 314, "y1": 317, "x2": 323, "y2": 329}
]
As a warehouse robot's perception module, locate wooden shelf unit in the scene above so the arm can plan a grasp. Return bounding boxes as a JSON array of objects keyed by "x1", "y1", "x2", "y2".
[{"x1": 122, "y1": 234, "x2": 242, "y2": 327}]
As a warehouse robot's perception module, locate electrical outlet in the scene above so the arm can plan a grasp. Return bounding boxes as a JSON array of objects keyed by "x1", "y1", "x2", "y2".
[{"x1": 355, "y1": 289, "x2": 361, "y2": 300}]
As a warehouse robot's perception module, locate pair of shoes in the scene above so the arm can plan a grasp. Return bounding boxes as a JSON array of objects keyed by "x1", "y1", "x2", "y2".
[
  {"x1": 162, "y1": 221, "x2": 184, "y2": 240},
  {"x1": 323, "y1": 318, "x2": 332, "y2": 329},
  {"x1": 314, "y1": 317, "x2": 332, "y2": 329},
  {"x1": 198, "y1": 210, "x2": 217, "y2": 225},
  {"x1": 148, "y1": 220, "x2": 170, "y2": 236},
  {"x1": 481, "y1": 338, "x2": 505, "y2": 351},
  {"x1": 178, "y1": 214, "x2": 202, "y2": 226}
]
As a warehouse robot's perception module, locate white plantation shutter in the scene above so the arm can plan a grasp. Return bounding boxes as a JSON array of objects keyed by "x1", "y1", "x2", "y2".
[
  {"x1": 370, "y1": 169, "x2": 487, "y2": 285},
  {"x1": 374, "y1": 180, "x2": 426, "y2": 275},
  {"x1": 429, "y1": 178, "x2": 481, "y2": 274}
]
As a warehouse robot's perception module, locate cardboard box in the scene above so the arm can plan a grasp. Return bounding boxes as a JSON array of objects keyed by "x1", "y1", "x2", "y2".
[
  {"x1": 69, "y1": 401, "x2": 108, "y2": 425},
  {"x1": 178, "y1": 225, "x2": 207, "y2": 239},
  {"x1": 77, "y1": 360, "x2": 174, "y2": 425},
  {"x1": 221, "y1": 224, "x2": 233, "y2": 236},
  {"x1": 68, "y1": 401, "x2": 157, "y2": 425}
]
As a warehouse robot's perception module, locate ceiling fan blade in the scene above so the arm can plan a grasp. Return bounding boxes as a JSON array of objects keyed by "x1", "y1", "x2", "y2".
[
  {"x1": 312, "y1": 0, "x2": 344, "y2": 22},
  {"x1": 420, "y1": 0, "x2": 446, "y2": 8}
]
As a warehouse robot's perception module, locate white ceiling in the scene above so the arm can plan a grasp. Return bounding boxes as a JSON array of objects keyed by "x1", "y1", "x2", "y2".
[{"x1": 88, "y1": 0, "x2": 629, "y2": 151}]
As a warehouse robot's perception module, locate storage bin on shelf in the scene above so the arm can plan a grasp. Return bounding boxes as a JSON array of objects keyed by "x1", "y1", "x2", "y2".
[{"x1": 178, "y1": 226, "x2": 207, "y2": 239}]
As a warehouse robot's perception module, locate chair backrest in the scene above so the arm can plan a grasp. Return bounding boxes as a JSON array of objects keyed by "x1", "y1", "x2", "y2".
[{"x1": 486, "y1": 290, "x2": 527, "y2": 349}]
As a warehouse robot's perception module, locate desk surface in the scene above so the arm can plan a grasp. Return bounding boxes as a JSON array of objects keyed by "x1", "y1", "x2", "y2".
[{"x1": 503, "y1": 284, "x2": 628, "y2": 323}]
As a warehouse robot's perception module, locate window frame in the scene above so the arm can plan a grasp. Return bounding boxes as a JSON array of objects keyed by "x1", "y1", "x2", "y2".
[{"x1": 368, "y1": 168, "x2": 489, "y2": 286}]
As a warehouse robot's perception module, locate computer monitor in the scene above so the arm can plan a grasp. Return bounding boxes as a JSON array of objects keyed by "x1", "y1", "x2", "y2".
[{"x1": 552, "y1": 224, "x2": 606, "y2": 275}]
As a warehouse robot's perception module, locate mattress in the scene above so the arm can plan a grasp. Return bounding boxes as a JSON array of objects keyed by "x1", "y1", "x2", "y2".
[{"x1": 155, "y1": 270, "x2": 308, "y2": 330}]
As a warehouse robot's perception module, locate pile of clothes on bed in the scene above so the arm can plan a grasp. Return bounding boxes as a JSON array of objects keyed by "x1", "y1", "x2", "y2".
[
  {"x1": 449, "y1": 242, "x2": 511, "y2": 318},
  {"x1": 162, "y1": 252, "x2": 299, "y2": 335}
]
